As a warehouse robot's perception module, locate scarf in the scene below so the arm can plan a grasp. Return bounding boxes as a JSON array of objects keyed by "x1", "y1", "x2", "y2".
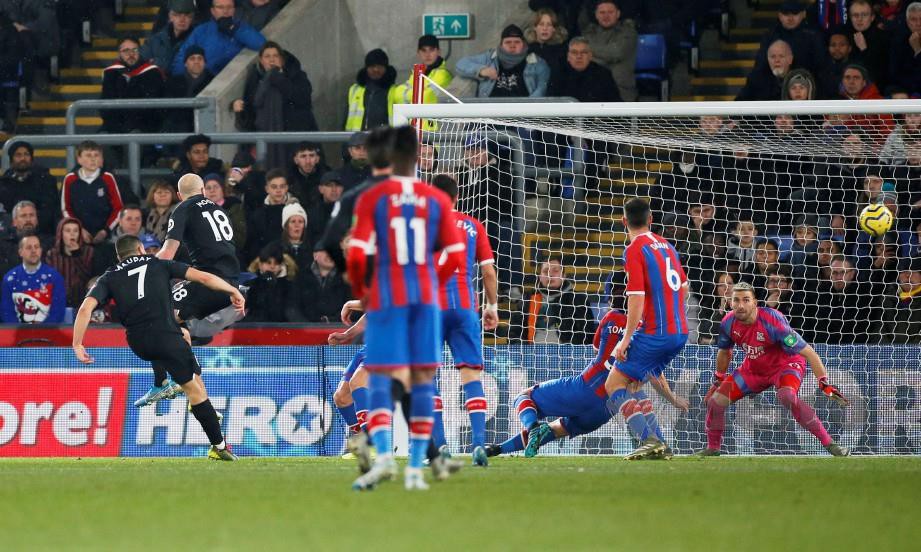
[{"x1": 497, "y1": 47, "x2": 528, "y2": 70}]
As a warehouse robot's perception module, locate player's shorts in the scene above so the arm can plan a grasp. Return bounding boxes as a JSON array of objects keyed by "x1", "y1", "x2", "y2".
[
  {"x1": 364, "y1": 304, "x2": 442, "y2": 370},
  {"x1": 442, "y1": 308, "x2": 483, "y2": 369},
  {"x1": 171, "y1": 279, "x2": 233, "y2": 322},
  {"x1": 615, "y1": 332, "x2": 688, "y2": 381},
  {"x1": 722, "y1": 355, "x2": 808, "y2": 402},
  {"x1": 127, "y1": 330, "x2": 201, "y2": 385},
  {"x1": 341, "y1": 347, "x2": 367, "y2": 382},
  {"x1": 527, "y1": 374, "x2": 611, "y2": 437}
]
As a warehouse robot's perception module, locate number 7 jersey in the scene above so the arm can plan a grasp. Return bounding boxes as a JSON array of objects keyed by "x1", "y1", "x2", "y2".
[
  {"x1": 623, "y1": 231, "x2": 689, "y2": 336},
  {"x1": 348, "y1": 176, "x2": 464, "y2": 312}
]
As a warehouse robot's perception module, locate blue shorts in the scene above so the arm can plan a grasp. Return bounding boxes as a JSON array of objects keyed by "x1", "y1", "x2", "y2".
[
  {"x1": 442, "y1": 308, "x2": 483, "y2": 369},
  {"x1": 341, "y1": 346, "x2": 366, "y2": 382},
  {"x1": 364, "y1": 305, "x2": 442, "y2": 370},
  {"x1": 528, "y1": 375, "x2": 611, "y2": 437},
  {"x1": 615, "y1": 333, "x2": 688, "y2": 382}
]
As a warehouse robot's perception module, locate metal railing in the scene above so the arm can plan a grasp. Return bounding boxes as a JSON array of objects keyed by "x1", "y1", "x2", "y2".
[
  {"x1": 63, "y1": 98, "x2": 219, "y2": 167},
  {"x1": 2, "y1": 131, "x2": 353, "y2": 195}
]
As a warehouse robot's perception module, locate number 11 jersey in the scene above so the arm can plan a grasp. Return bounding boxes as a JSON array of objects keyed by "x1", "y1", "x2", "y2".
[
  {"x1": 166, "y1": 194, "x2": 240, "y2": 280},
  {"x1": 623, "y1": 231, "x2": 689, "y2": 336}
]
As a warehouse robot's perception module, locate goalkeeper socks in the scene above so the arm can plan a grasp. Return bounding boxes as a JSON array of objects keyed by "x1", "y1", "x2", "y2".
[
  {"x1": 337, "y1": 402, "x2": 360, "y2": 434},
  {"x1": 153, "y1": 367, "x2": 169, "y2": 387},
  {"x1": 463, "y1": 380, "x2": 488, "y2": 448},
  {"x1": 607, "y1": 388, "x2": 650, "y2": 440},
  {"x1": 705, "y1": 398, "x2": 727, "y2": 450},
  {"x1": 632, "y1": 390, "x2": 664, "y2": 441},
  {"x1": 352, "y1": 386, "x2": 370, "y2": 430},
  {"x1": 408, "y1": 382, "x2": 435, "y2": 470},
  {"x1": 368, "y1": 373, "x2": 394, "y2": 457},
  {"x1": 190, "y1": 399, "x2": 224, "y2": 446},
  {"x1": 514, "y1": 393, "x2": 539, "y2": 431},
  {"x1": 432, "y1": 394, "x2": 447, "y2": 449},
  {"x1": 776, "y1": 387, "x2": 833, "y2": 446}
]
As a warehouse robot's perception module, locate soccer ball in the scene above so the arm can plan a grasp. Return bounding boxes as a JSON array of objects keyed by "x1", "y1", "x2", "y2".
[{"x1": 858, "y1": 204, "x2": 893, "y2": 238}]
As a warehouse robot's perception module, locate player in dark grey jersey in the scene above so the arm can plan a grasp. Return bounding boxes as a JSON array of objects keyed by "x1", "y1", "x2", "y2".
[{"x1": 73, "y1": 235, "x2": 245, "y2": 460}]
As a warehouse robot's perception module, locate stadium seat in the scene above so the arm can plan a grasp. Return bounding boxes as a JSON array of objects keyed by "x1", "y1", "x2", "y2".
[{"x1": 635, "y1": 34, "x2": 669, "y2": 101}]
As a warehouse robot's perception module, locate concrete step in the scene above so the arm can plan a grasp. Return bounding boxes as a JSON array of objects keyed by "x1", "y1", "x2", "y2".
[
  {"x1": 49, "y1": 84, "x2": 102, "y2": 96},
  {"x1": 690, "y1": 76, "x2": 746, "y2": 95},
  {"x1": 718, "y1": 41, "x2": 760, "y2": 60},
  {"x1": 671, "y1": 94, "x2": 736, "y2": 101},
  {"x1": 114, "y1": 21, "x2": 154, "y2": 33}
]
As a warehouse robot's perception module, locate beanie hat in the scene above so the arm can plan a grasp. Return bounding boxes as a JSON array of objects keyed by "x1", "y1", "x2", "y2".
[
  {"x1": 844, "y1": 63, "x2": 871, "y2": 82},
  {"x1": 7, "y1": 140, "x2": 33, "y2": 161},
  {"x1": 281, "y1": 202, "x2": 308, "y2": 229},
  {"x1": 184, "y1": 45, "x2": 206, "y2": 62},
  {"x1": 501, "y1": 24, "x2": 524, "y2": 40},
  {"x1": 364, "y1": 48, "x2": 389, "y2": 68}
]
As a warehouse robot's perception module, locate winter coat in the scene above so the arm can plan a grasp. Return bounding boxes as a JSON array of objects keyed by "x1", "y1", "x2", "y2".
[
  {"x1": 100, "y1": 59, "x2": 164, "y2": 133},
  {"x1": 286, "y1": 161, "x2": 330, "y2": 210},
  {"x1": 237, "y1": 0, "x2": 281, "y2": 31},
  {"x1": 736, "y1": 66, "x2": 785, "y2": 101},
  {"x1": 0, "y1": 164, "x2": 60, "y2": 235},
  {"x1": 888, "y1": 27, "x2": 921, "y2": 95},
  {"x1": 754, "y1": 22, "x2": 826, "y2": 75},
  {"x1": 841, "y1": 20, "x2": 891, "y2": 87},
  {"x1": 581, "y1": 19, "x2": 638, "y2": 101},
  {"x1": 344, "y1": 65, "x2": 399, "y2": 131},
  {"x1": 139, "y1": 23, "x2": 193, "y2": 76},
  {"x1": 172, "y1": 157, "x2": 225, "y2": 184},
  {"x1": 455, "y1": 49, "x2": 550, "y2": 98},
  {"x1": 162, "y1": 69, "x2": 215, "y2": 133},
  {"x1": 242, "y1": 272, "x2": 297, "y2": 322},
  {"x1": 171, "y1": 18, "x2": 266, "y2": 76},
  {"x1": 0, "y1": 13, "x2": 24, "y2": 82},
  {"x1": 291, "y1": 262, "x2": 351, "y2": 323},
  {"x1": 548, "y1": 60, "x2": 621, "y2": 102},
  {"x1": 144, "y1": 204, "x2": 177, "y2": 242},
  {"x1": 508, "y1": 279, "x2": 595, "y2": 344},
  {"x1": 0, "y1": 0, "x2": 58, "y2": 57},
  {"x1": 245, "y1": 194, "x2": 299, "y2": 263}
]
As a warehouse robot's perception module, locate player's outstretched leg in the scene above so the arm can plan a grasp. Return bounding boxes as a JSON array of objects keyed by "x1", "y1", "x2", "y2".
[
  {"x1": 352, "y1": 372, "x2": 398, "y2": 491},
  {"x1": 775, "y1": 386, "x2": 849, "y2": 457},
  {"x1": 524, "y1": 422, "x2": 557, "y2": 457},
  {"x1": 133, "y1": 373, "x2": 183, "y2": 407}
]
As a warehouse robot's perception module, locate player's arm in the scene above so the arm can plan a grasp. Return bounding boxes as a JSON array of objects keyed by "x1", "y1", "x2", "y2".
[
  {"x1": 328, "y1": 313, "x2": 367, "y2": 345},
  {"x1": 481, "y1": 262, "x2": 499, "y2": 331},
  {"x1": 72, "y1": 296, "x2": 98, "y2": 364},
  {"x1": 647, "y1": 372, "x2": 689, "y2": 413},
  {"x1": 184, "y1": 267, "x2": 245, "y2": 315},
  {"x1": 799, "y1": 344, "x2": 848, "y2": 406},
  {"x1": 614, "y1": 246, "x2": 645, "y2": 362},
  {"x1": 340, "y1": 299, "x2": 364, "y2": 325},
  {"x1": 156, "y1": 239, "x2": 181, "y2": 260},
  {"x1": 435, "y1": 199, "x2": 465, "y2": 283},
  {"x1": 346, "y1": 195, "x2": 375, "y2": 299}
]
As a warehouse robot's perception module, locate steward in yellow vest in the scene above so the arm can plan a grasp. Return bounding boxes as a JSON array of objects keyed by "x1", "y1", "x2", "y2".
[{"x1": 345, "y1": 48, "x2": 400, "y2": 131}]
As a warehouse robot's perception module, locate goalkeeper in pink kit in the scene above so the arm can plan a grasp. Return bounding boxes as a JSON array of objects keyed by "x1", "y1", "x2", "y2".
[{"x1": 696, "y1": 282, "x2": 850, "y2": 457}]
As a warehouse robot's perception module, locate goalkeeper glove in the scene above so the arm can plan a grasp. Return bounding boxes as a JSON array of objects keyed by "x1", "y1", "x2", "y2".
[{"x1": 819, "y1": 377, "x2": 848, "y2": 406}]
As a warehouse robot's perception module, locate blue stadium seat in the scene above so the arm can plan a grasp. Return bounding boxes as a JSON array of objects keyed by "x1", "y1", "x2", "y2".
[{"x1": 635, "y1": 34, "x2": 669, "y2": 101}]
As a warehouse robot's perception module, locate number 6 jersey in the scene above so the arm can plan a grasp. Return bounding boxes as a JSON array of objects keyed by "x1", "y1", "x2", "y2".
[
  {"x1": 166, "y1": 194, "x2": 240, "y2": 280},
  {"x1": 347, "y1": 176, "x2": 464, "y2": 312},
  {"x1": 623, "y1": 231, "x2": 689, "y2": 336}
]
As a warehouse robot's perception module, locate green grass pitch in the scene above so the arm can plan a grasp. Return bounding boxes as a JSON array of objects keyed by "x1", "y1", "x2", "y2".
[{"x1": 1, "y1": 456, "x2": 919, "y2": 551}]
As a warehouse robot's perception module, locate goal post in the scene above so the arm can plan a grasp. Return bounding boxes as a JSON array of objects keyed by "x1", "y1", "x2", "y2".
[{"x1": 394, "y1": 100, "x2": 921, "y2": 456}]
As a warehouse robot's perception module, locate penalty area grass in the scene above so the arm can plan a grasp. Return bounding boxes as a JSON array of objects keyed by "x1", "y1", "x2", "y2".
[{"x1": 0, "y1": 456, "x2": 918, "y2": 551}]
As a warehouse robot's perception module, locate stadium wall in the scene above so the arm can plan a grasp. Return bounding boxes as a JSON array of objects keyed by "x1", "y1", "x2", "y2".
[{"x1": 0, "y1": 345, "x2": 919, "y2": 457}]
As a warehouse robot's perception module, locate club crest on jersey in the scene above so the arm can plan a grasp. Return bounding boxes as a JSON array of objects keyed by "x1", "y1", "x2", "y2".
[{"x1": 756, "y1": 332, "x2": 765, "y2": 342}]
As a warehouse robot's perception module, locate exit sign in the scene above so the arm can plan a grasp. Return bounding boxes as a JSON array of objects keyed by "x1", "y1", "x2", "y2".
[{"x1": 423, "y1": 13, "x2": 471, "y2": 39}]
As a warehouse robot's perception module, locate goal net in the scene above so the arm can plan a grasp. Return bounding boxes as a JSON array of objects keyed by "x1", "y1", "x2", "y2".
[{"x1": 397, "y1": 100, "x2": 921, "y2": 456}]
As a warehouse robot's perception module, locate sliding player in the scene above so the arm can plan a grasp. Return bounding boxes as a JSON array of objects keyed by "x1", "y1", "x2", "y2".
[
  {"x1": 695, "y1": 282, "x2": 850, "y2": 457},
  {"x1": 431, "y1": 174, "x2": 499, "y2": 466},
  {"x1": 347, "y1": 126, "x2": 465, "y2": 491},
  {"x1": 604, "y1": 198, "x2": 690, "y2": 460},
  {"x1": 72, "y1": 234, "x2": 244, "y2": 461},
  {"x1": 485, "y1": 309, "x2": 688, "y2": 459}
]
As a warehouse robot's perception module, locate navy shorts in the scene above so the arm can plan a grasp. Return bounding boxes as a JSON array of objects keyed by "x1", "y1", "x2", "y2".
[
  {"x1": 364, "y1": 304, "x2": 442, "y2": 369},
  {"x1": 442, "y1": 308, "x2": 483, "y2": 369},
  {"x1": 615, "y1": 333, "x2": 687, "y2": 381}
]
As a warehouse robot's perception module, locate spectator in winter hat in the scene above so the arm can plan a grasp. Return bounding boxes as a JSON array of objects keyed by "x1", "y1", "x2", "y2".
[{"x1": 455, "y1": 24, "x2": 551, "y2": 98}]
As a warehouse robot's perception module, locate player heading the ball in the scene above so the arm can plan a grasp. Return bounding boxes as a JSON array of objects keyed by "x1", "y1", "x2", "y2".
[{"x1": 695, "y1": 282, "x2": 850, "y2": 457}]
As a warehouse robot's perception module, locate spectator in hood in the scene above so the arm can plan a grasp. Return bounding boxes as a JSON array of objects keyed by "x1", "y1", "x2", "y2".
[
  {"x1": 237, "y1": 0, "x2": 282, "y2": 31},
  {"x1": 337, "y1": 131, "x2": 372, "y2": 190},
  {"x1": 781, "y1": 68, "x2": 817, "y2": 100},
  {"x1": 171, "y1": 0, "x2": 266, "y2": 76},
  {"x1": 291, "y1": 248, "x2": 352, "y2": 323},
  {"x1": 581, "y1": 1, "x2": 638, "y2": 101},
  {"x1": 548, "y1": 37, "x2": 621, "y2": 102},
  {"x1": 455, "y1": 24, "x2": 551, "y2": 98},
  {"x1": 0, "y1": 141, "x2": 59, "y2": 236},
  {"x1": 344, "y1": 48, "x2": 398, "y2": 131},
  {"x1": 101, "y1": 37, "x2": 165, "y2": 134},
  {"x1": 233, "y1": 41, "x2": 318, "y2": 169},
  {"x1": 140, "y1": 0, "x2": 196, "y2": 75},
  {"x1": 243, "y1": 243, "x2": 299, "y2": 322},
  {"x1": 162, "y1": 46, "x2": 214, "y2": 134},
  {"x1": 172, "y1": 134, "x2": 225, "y2": 182}
]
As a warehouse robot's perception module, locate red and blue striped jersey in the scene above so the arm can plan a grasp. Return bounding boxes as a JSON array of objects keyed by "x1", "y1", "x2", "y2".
[
  {"x1": 624, "y1": 232, "x2": 689, "y2": 336},
  {"x1": 439, "y1": 212, "x2": 494, "y2": 311},
  {"x1": 581, "y1": 309, "x2": 628, "y2": 397},
  {"x1": 347, "y1": 176, "x2": 464, "y2": 312}
]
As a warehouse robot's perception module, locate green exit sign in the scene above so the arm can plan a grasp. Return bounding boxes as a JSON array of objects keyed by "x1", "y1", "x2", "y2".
[{"x1": 423, "y1": 13, "x2": 471, "y2": 39}]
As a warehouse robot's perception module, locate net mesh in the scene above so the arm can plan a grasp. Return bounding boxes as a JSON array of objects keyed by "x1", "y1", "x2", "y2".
[{"x1": 419, "y1": 105, "x2": 921, "y2": 455}]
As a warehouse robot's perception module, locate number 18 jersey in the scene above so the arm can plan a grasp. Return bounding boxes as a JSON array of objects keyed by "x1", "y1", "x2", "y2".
[
  {"x1": 623, "y1": 231, "x2": 688, "y2": 336},
  {"x1": 166, "y1": 193, "x2": 240, "y2": 280}
]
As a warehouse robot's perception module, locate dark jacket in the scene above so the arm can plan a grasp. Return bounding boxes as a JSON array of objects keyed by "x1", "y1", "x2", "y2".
[
  {"x1": 530, "y1": 41, "x2": 568, "y2": 88},
  {"x1": 508, "y1": 280, "x2": 596, "y2": 345},
  {"x1": 100, "y1": 59, "x2": 165, "y2": 133},
  {"x1": 245, "y1": 197, "x2": 296, "y2": 263},
  {"x1": 736, "y1": 66, "x2": 785, "y2": 101},
  {"x1": 243, "y1": 272, "x2": 297, "y2": 322},
  {"x1": 0, "y1": 165, "x2": 61, "y2": 236},
  {"x1": 162, "y1": 69, "x2": 215, "y2": 133},
  {"x1": 139, "y1": 23, "x2": 193, "y2": 76},
  {"x1": 60, "y1": 168, "x2": 124, "y2": 235},
  {"x1": 754, "y1": 22, "x2": 826, "y2": 75},
  {"x1": 172, "y1": 156, "x2": 225, "y2": 184},
  {"x1": 291, "y1": 262, "x2": 351, "y2": 323},
  {"x1": 307, "y1": 200, "x2": 336, "y2": 246},
  {"x1": 888, "y1": 28, "x2": 921, "y2": 95},
  {"x1": 817, "y1": 56, "x2": 852, "y2": 99},
  {"x1": 548, "y1": 60, "x2": 621, "y2": 102},
  {"x1": 839, "y1": 20, "x2": 890, "y2": 86},
  {"x1": 0, "y1": 0, "x2": 58, "y2": 57},
  {"x1": 271, "y1": 237, "x2": 313, "y2": 273},
  {"x1": 286, "y1": 161, "x2": 330, "y2": 210},
  {"x1": 237, "y1": 0, "x2": 281, "y2": 31},
  {"x1": 0, "y1": 13, "x2": 24, "y2": 82}
]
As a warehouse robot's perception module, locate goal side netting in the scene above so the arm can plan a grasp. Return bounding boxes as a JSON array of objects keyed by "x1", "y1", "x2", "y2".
[{"x1": 397, "y1": 100, "x2": 921, "y2": 456}]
